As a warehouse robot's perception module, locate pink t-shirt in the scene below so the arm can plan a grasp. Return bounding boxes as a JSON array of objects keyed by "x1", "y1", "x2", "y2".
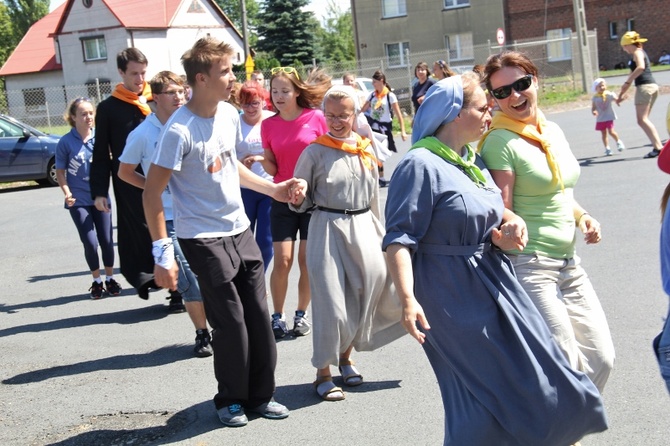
[{"x1": 261, "y1": 108, "x2": 328, "y2": 183}]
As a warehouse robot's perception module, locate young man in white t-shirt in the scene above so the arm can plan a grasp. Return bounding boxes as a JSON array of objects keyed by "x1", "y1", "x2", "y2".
[{"x1": 143, "y1": 37, "x2": 300, "y2": 427}]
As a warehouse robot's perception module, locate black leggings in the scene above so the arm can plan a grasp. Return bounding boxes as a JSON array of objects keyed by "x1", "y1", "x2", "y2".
[{"x1": 69, "y1": 205, "x2": 114, "y2": 272}]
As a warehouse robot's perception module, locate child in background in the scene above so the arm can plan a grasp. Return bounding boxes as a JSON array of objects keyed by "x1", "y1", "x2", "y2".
[{"x1": 591, "y1": 77, "x2": 624, "y2": 156}]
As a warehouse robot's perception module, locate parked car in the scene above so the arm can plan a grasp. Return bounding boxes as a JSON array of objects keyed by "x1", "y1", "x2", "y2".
[
  {"x1": 0, "y1": 115, "x2": 61, "y2": 186},
  {"x1": 331, "y1": 77, "x2": 375, "y2": 101}
]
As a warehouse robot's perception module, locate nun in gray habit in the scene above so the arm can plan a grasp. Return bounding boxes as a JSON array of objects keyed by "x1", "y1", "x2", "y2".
[{"x1": 383, "y1": 74, "x2": 608, "y2": 445}]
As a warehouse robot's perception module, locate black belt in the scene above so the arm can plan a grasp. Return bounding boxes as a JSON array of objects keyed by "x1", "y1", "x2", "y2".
[{"x1": 316, "y1": 205, "x2": 370, "y2": 215}]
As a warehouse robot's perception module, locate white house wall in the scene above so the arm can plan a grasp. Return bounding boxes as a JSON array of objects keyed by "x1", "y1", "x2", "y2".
[
  {"x1": 4, "y1": 71, "x2": 68, "y2": 126},
  {"x1": 61, "y1": 0, "x2": 121, "y2": 34}
]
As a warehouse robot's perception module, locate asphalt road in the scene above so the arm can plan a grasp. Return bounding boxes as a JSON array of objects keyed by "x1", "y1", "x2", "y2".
[{"x1": 1, "y1": 82, "x2": 669, "y2": 445}]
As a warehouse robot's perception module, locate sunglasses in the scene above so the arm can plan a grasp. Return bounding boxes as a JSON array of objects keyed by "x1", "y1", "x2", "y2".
[
  {"x1": 489, "y1": 74, "x2": 533, "y2": 99},
  {"x1": 436, "y1": 60, "x2": 446, "y2": 68},
  {"x1": 270, "y1": 67, "x2": 300, "y2": 80}
]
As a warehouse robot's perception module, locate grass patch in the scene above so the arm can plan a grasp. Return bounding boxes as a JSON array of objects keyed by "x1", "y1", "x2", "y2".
[{"x1": 37, "y1": 124, "x2": 70, "y2": 136}]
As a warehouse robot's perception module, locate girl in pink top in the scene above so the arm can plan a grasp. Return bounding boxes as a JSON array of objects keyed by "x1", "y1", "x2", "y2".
[{"x1": 259, "y1": 67, "x2": 329, "y2": 339}]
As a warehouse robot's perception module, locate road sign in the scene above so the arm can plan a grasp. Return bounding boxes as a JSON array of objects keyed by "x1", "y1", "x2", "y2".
[{"x1": 496, "y1": 28, "x2": 505, "y2": 45}]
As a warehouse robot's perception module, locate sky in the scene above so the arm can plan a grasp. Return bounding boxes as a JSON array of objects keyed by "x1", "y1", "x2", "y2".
[{"x1": 51, "y1": 0, "x2": 352, "y2": 17}]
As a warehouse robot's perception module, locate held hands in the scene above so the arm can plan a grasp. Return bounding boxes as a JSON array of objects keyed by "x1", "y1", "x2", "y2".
[
  {"x1": 272, "y1": 178, "x2": 307, "y2": 204},
  {"x1": 578, "y1": 214, "x2": 602, "y2": 244},
  {"x1": 491, "y1": 214, "x2": 528, "y2": 251},
  {"x1": 288, "y1": 178, "x2": 308, "y2": 206},
  {"x1": 402, "y1": 297, "x2": 430, "y2": 344}
]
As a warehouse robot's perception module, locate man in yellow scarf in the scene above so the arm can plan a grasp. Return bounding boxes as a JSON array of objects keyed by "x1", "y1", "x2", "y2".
[{"x1": 90, "y1": 47, "x2": 158, "y2": 299}]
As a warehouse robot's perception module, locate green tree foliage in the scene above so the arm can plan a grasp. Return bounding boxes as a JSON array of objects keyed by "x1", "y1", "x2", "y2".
[
  {"x1": 316, "y1": 0, "x2": 355, "y2": 63},
  {"x1": 256, "y1": 0, "x2": 320, "y2": 66},
  {"x1": 4, "y1": 0, "x2": 49, "y2": 45},
  {"x1": 214, "y1": 0, "x2": 260, "y2": 46}
]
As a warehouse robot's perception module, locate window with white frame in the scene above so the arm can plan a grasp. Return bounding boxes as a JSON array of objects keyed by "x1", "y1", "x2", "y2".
[
  {"x1": 82, "y1": 36, "x2": 107, "y2": 61},
  {"x1": 445, "y1": 33, "x2": 473, "y2": 61},
  {"x1": 385, "y1": 41, "x2": 410, "y2": 67},
  {"x1": 609, "y1": 22, "x2": 618, "y2": 40},
  {"x1": 444, "y1": 0, "x2": 470, "y2": 9},
  {"x1": 382, "y1": 0, "x2": 406, "y2": 18},
  {"x1": 546, "y1": 28, "x2": 571, "y2": 61},
  {"x1": 626, "y1": 18, "x2": 635, "y2": 31}
]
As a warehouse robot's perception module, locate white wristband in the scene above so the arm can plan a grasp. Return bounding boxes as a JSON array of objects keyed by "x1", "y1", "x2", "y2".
[{"x1": 152, "y1": 238, "x2": 174, "y2": 269}]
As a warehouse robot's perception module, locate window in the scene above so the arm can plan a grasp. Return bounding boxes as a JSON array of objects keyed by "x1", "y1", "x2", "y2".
[
  {"x1": 22, "y1": 88, "x2": 46, "y2": 112},
  {"x1": 445, "y1": 33, "x2": 473, "y2": 61},
  {"x1": 609, "y1": 22, "x2": 617, "y2": 40},
  {"x1": 81, "y1": 36, "x2": 107, "y2": 61},
  {"x1": 444, "y1": 0, "x2": 470, "y2": 8},
  {"x1": 382, "y1": 0, "x2": 406, "y2": 18},
  {"x1": 385, "y1": 41, "x2": 410, "y2": 67},
  {"x1": 546, "y1": 28, "x2": 572, "y2": 62},
  {"x1": 627, "y1": 18, "x2": 635, "y2": 31}
]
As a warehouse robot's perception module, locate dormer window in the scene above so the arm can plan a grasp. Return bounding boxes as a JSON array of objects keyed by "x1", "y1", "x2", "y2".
[{"x1": 81, "y1": 36, "x2": 107, "y2": 61}]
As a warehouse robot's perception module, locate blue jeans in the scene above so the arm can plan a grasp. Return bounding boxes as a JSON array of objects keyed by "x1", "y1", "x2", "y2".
[
  {"x1": 166, "y1": 220, "x2": 202, "y2": 302},
  {"x1": 653, "y1": 305, "x2": 670, "y2": 394}
]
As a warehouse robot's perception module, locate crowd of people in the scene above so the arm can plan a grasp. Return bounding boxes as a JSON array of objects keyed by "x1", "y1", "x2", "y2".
[{"x1": 54, "y1": 35, "x2": 670, "y2": 442}]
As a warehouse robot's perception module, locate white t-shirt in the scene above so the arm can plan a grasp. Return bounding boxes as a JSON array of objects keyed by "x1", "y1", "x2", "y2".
[
  {"x1": 119, "y1": 113, "x2": 174, "y2": 220},
  {"x1": 364, "y1": 91, "x2": 398, "y2": 123},
  {"x1": 153, "y1": 102, "x2": 249, "y2": 239},
  {"x1": 237, "y1": 110, "x2": 274, "y2": 184}
]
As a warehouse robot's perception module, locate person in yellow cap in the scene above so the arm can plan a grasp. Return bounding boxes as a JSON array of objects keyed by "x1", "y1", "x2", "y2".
[{"x1": 616, "y1": 31, "x2": 664, "y2": 158}]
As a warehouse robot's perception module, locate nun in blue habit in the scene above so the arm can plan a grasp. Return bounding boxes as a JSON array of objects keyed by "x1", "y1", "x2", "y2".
[{"x1": 382, "y1": 73, "x2": 608, "y2": 445}]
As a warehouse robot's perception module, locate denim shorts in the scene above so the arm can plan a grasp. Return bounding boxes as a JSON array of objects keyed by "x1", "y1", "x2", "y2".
[
  {"x1": 653, "y1": 308, "x2": 670, "y2": 394},
  {"x1": 166, "y1": 220, "x2": 202, "y2": 302}
]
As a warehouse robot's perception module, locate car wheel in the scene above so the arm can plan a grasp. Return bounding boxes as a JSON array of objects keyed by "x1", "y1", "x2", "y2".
[{"x1": 38, "y1": 158, "x2": 58, "y2": 187}]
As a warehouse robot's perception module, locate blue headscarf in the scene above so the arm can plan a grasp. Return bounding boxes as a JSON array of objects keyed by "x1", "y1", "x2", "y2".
[{"x1": 411, "y1": 76, "x2": 463, "y2": 144}]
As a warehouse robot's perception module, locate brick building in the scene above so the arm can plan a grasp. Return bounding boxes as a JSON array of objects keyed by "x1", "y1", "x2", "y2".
[{"x1": 505, "y1": 0, "x2": 670, "y2": 70}]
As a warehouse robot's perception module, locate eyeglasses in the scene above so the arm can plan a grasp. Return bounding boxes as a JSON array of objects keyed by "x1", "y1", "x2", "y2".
[
  {"x1": 325, "y1": 113, "x2": 354, "y2": 122},
  {"x1": 270, "y1": 67, "x2": 300, "y2": 80},
  {"x1": 489, "y1": 74, "x2": 533, "y2": 100},
  {"x1": 242, "y1": 101, "x2": 261, "y2": 108},
  {"x1": 157, "y1": 89, "x2": 185, "y2": 97}
]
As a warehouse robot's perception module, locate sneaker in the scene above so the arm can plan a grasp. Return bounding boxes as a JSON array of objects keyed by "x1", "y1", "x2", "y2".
[
  {"x1": 89, "y1": 281, "x2": 104, "y2": 300},
  {"x1": 167, "y1": 292, "x2": 186, "y2": 313},
  {"x1": 617, "y1": 140, "x2": 625, "y2": 151},
  {"x1": 379, "y1": 178, "x2": 390, "y2": 188},
  {"x1": 194, "y1": 329, "x2": 213, "y2": 358},
  {"x1": 247, "y1": 399, "x2": 289, "y2": 420},
  {"x1": 217, "y1": 404, "x2": 248, "y2": 427},
  {"x1": 604, "y1": 147, "x2": 612, "y2": 156},
  {"x1": 293, "y1": 310, "x2": 312, "y2": 336},
  {"x1": 644, "y1": 148, "x2": 661, "y2": 159},
  {"x1": 105, "y1": 278, "x2": 121, "y2": 296},
  {"x1": 271, "y1": 313, "x2": 289, "y2": 339}
]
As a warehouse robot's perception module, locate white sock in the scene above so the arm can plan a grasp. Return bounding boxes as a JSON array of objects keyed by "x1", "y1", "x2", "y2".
[
  {"x1": 105, "y1": 275, "x2": 113, "y2": 282},
  {"x1": 94, "y1": 277, "x2": 103, "y2": 284}
]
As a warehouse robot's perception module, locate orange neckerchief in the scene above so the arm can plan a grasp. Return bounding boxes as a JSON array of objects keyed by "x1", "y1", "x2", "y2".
[
  {"x1": 314, "y1": 133, "x2": 376, "y2": 170},
  {"x1": 478, "y1": 109, "x2": 564, "y2": 191},
  {"x1": 111, "y1": 82, "x2": 153, "y2": 116},
  {"x1": 373, "y1": 86, "x2": 389, "y2": 110}
]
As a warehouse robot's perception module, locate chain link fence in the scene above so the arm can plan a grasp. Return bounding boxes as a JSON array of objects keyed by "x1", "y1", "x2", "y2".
[{"x1": 0, "y1": 32, "x2": 597, "y2": 132}]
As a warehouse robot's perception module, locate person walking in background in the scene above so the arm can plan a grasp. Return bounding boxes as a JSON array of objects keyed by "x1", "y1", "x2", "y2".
[
  {"x1": 342, "y1": 73, "x2": 368, "y2": 105},
  {"x1": 144, "y1": 37, "x2": 295, "y2": 427},
  {"x1": 479, "y1": 51, "x2": 615, "y2": 392},
  {"x1": 259, "y1": 66, "x2": 330, "y2": 339},
  {"x1": 89, "y1": 47, "x2": 157, "y2": 299},
  {"x1": 654, "y1": 140, "x2": 670, "y2": 394},
  {"x1": 591, "y1": 77, "x2": 625, "y2": 156},
  {"x1": 433, "y1": 60, "x2": 456, "y2": 80},
  {"x1": 117, "y1": 71, "x2": 212, "y2": 358},
  {"x1": 361, "y1": 70, "x2": 407, "y2": 187},
  {"x1": 290, "y1": 85, "x2": 405, "y2": 401},
  {"x1": 56, "y1": 97, "x2": 121, "y2": 299},
  {"x1": 251, "y1": 69, "x2": 273, "y2": 111},
  {"x1": 411, "y1": 61, "x2": 435, "y2": 111},
  {"x1": 384, "y1": 74, "x2": 608, "y2": 445},
  {"x1": 616, "y1": 31, "x2": 664, "y2": 158},
  {"x1": 237, "y1": 81, "x2": 275, "y2": 271}
]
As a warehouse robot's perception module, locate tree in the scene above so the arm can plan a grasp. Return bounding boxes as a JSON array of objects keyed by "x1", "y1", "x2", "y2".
[
  {"x1": 214, "y1": 0, "x2": 260, "y2": 47},
  {"x1": 4, "y1": 0, "x2": 49, "y2": 46},
  {"x1": 256, "y1": 0, "x2": 320, "y2": 66},
  {"x1": 316, "y1": 0, "x2": 355, "y2": 63}
]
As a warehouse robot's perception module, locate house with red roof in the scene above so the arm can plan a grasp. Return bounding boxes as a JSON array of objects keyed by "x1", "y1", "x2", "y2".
[{"x1": 0, "y1": 0, "x2": 244, "y2": 125}]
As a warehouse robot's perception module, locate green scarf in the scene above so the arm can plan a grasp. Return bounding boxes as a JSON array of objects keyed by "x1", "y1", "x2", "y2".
[{"x1": 411, "y1": 137, "x2": 487, "y2": 187}]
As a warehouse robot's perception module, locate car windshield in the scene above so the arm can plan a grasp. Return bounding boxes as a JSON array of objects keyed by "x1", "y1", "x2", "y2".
[{"x1": 1, "y1": 115, "x2": 46, "y2": 136}]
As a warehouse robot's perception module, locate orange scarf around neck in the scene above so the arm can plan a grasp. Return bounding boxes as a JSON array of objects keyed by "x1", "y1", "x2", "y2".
[
  {"x1": 314, "y1": 133, "x2": 376, "y2": 170},
  {"x1": 111, "y1": 82, "x2": 153, "y2": 116},
  {"x1": 373, "y1": 86, "x2": 389, "y2": 110}
]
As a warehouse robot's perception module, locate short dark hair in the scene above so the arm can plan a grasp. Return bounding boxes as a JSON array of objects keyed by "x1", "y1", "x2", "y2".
[
  {"x1": 117, "y1": 47, "x2": 148, "y2": 72},
  {"x1": 149, "y1": 71, "x2": 184, "y2": 94}
]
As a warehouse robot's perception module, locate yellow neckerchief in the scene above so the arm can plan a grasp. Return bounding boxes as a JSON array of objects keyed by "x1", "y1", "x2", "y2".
[
  {"x1": 593, "y1": 90, "x2": 608, "y2": 101},
  {"x1": 478, "y1": 109, "x2": 564, "y2": 191},
  {"x1": 313, "y1": 133, "x2": 376, "y2": 170},
  {"x1": 111, "y1": 82, "x2": 153, "y2": 116},
  {"x1": 373, "y1": 86, "x2": 389, "y2": 110}
]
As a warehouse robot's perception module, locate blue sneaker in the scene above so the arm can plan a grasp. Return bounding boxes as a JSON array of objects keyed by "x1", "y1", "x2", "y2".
[{"x1": 217, "y1": 403, "x2": 248, "y2": 427}]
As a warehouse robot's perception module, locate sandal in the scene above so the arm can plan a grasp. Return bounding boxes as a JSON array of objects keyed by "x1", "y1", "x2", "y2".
[
  {"x1": 338, "y1": 359, "x2": 364, "y2": 387},
  {"x1": 314, "y1": 375, "x2": 345, "y2": 401}
]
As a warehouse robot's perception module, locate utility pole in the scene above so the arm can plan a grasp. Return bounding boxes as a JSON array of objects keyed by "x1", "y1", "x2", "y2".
[
  {"x1": 240, "y1": 0, "x2": 250, "y2": 60},
  {"x1": 572, "y1": 0, "x2": 593, "y2": 93}
]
